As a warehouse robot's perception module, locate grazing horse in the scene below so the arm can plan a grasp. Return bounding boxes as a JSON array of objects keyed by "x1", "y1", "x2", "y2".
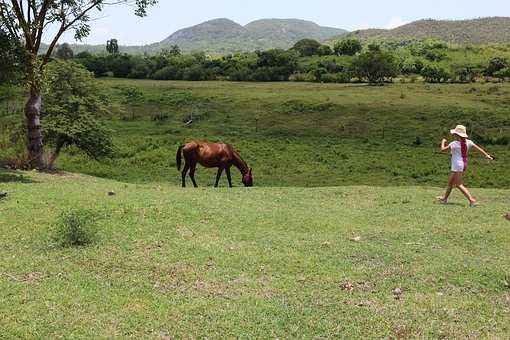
[{"x1": 176, "y1": 141, "x2": 253, "y2": 188}]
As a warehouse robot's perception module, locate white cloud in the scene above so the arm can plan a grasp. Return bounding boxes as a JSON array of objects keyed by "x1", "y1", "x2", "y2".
[{"x1": 386, "y1": 17, "x2": 409, "y2": 29}]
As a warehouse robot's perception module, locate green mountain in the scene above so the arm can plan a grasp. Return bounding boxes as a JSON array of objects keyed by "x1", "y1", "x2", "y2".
[
  {"x1": 328, "y1": 17, "x2": 510, "y2": 45},
  {"x1": 45, "y1": 18, "x2": 346, "y2": 55},
  {"x1": 159, "y1": 18, "x2": 256, "y2": 53},
  {"x1": 244, "y1": 19, "x2": 347, "y2": 50},
  {"x1": 160, "y1": 18, "x2": 348, "y2": 53}
]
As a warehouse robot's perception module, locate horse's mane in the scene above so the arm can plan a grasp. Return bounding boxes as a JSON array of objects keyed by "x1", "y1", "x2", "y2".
[{"x1": 233, "y1": 149, "x2": 248, "y2": 167}]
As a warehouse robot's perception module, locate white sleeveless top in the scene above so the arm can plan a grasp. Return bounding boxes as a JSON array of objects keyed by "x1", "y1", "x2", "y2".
[{"x1": 449, "y1": 139, "x2": 475, "y2": 172}]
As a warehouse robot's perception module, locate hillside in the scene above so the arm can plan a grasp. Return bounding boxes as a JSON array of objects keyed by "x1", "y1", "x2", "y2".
[
  {"x1": 43, "y1": 18, "x2": 347, "y2": 55},
  {"x1": 2, "y1": 80, "x2": 508, "y2": 188},
  {"x1": 160, "y1": 18, "x2": 347, "y2": 53},
  {"x1": 244, "y1": 19, "x2": 347, "y2": 50},
  {"x1": 329, "y1": 17, "x2": 510, "y2": 45},
  {"x1": 159, "y1": 18, "x2": 257, "y2": 53}
]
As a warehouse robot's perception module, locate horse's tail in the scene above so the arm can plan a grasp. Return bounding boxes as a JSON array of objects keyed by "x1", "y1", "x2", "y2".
[{"x1": 176, "y1": 145, "x2": 184, "y2": 171}]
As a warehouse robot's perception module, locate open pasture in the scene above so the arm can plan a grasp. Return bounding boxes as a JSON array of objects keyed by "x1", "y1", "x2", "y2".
[
  {"x1": 1, "y1": 171, "x2": 509, "y2": 338},
  {"x1": 36, "y1": 79, "x2": 510, "y2": 187}
]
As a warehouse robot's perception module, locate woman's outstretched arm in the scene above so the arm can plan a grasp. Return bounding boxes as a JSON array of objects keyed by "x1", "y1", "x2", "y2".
[{"x1": 472, "y1": 143, "x2": 494, "y2": 160}]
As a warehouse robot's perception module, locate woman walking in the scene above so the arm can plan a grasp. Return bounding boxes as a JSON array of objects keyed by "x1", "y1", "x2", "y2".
[{"x1": 437, "y1": 125, "x2": 493, "y2": 207}]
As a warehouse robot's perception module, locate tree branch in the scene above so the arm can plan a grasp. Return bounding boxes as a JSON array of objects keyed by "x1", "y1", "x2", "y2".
[
  {"x1": 34, "y1": 0, "x2": 51, "y2": 52},
  {"x1": 0, "y1": 3, "x2": 19, "y2": 40},
  {"x1": 9, "y1": 0, "x2": 32, "y2": 47}
]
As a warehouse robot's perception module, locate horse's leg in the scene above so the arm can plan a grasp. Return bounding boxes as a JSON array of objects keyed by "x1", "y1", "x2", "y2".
[
  {"x1": 226, "y1": 166, "x2": 233, "y2": 188},
  {"x1": 215, "y1": 168, "x2": 224, "y2": 188},
  {"x1": 189, "y1": 163, "x2": 198, "y2": 188},
  {"x1": 181, "y1": 163, "x2": 190, "y2": 188}
]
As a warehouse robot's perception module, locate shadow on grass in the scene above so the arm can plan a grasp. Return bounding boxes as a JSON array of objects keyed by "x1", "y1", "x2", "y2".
[
  {"x1": 440, "y1": 202, "x2": 466, "y2": 207},
  {"x1": 0, "y1": 170, "x2": 37, "y2": 184}
]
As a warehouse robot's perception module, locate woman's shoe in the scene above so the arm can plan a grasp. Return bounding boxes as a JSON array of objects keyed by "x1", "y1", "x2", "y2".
[{"x1": 436, "y1": 196, "x2": 448, "y2": 204}]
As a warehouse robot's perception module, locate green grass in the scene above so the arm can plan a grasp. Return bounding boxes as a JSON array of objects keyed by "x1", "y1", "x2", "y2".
[
  {"x1": 2, "y1": 80, "x2": 510, "y2": 187},
  {"x1": 1, "y1": 170, "x2": 510, "y2": 338}
]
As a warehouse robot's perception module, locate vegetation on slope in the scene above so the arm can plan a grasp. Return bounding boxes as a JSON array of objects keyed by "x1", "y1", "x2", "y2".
[
  {"x1": 2, "y1": 79, "x2": 509, "y2": 188},
  {"x1": 330, "y1": 17, "x2": 510, "y2": 45},
  {"x1": 48, "y1": 18, "x2": 347, "y2": 55}
]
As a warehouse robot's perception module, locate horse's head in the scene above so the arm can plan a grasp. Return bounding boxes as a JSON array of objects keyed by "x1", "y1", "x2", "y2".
[{"x1": 242, "y1": 168, "x2": 253, "y2": 187}]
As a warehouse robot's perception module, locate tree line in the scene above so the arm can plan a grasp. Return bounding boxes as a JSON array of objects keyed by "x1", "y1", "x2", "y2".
[{"x1": 66, "y1": 38, "x2": 510, "y2": 84}]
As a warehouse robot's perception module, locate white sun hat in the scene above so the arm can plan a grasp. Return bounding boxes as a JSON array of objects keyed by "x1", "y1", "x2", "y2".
[{"x1": 450, "y1": 125, "x2": 468, "y2": 138}]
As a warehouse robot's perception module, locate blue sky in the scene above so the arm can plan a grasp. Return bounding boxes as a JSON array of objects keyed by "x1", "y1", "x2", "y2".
[{"x1": 51, "y1": 0, "x2": 510, "y2": 45}]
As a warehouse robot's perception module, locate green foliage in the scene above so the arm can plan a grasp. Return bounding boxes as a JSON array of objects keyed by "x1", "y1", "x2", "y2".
[
  {"x1": 42, "y1": 60, "x2": 114, "y2": 161},
  {"x1": 420, "y1": 64, "x2": 451, "y2": 83},
  {"x1": 399, "y1": 57, "x2": 425, "y2": 75},
  {"x1": 106, "y1": 39, "x2": 119, "y2": 54},
  {"x1": 253, "y1": 49, "x2": 299, "y2": 81},
  {"x1": 484, "y1": 57, "x2": 508, "y2": 76},
  {"x1": 292, "y1": 39, "x2": 322, "y2": 56},
  {"x1": 409, "y1": 39, "x2": 448, "y2": 61},
  {"x1": 50, "y1": 209, "x2": 99, "y2": 247},
  {"x1": 335, "y1": 17, "x2": 510, "y2": 45},
  {"x1": 288, "y1": 73, "x2": 316, "y2": 82},
  {"x1": 159, "y1": 18, "x2": 347, "y2": 54},
  {"x1": 6, "y1": 78, "x2": 502, "y2": 188},
  {"x1": 0, "y1": 28, "x2": 26, "y2": 84},
  {"x1": 352, "y1": 49, "x2": 399, "y2": 84},
  {"x1": 317, "y1": 45, "x2": 332, "y2": 56},
  {"x1": 450, "y1": 64, "x2": 482, "y2": 83},
  {"x1": 55, "y1": 43, "x2": 74, "y2": 60},
  {"x1": 320, "y1": 72, "x2": 351, "y2": 83},
  {"x1": 333, "y1": 38, "x2": 363, "y2": 56},
  {"x1": 494, "y1": 67, "x2": 510, "y2": 80}
]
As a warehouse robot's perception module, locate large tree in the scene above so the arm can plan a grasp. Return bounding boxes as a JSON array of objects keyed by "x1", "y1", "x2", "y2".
[{"x1": 0, "y1": 0, "x2": 157, "y2": 169}]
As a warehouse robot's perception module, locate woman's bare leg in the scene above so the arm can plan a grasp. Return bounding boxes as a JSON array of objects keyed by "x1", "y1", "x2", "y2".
[
  {"x1": 439, "y1": 173, "x2": 455, "y2": 202},
  {"x1": 455, "y1": 172, "x2": 476, "y2": 204}
]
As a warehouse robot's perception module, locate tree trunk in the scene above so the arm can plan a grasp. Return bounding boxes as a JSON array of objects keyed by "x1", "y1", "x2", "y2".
[{"x1": 24, "y1": 85, "x2": 45, "y2": 169}]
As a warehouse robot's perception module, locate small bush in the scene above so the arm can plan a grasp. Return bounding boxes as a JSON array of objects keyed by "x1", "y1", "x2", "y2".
[
  {"x1": 320, "y1": 73, "x2": 351, "y2": 83},
  {"x1": 289, "y1": 73, "x2": 316, "y2": 82},
  {"x1": 50, "y1": 209, "x2": 99, "y2": 247}
]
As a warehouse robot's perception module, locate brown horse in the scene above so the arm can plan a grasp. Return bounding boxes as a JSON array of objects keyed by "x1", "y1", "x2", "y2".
[{"x1": 176, "y1": 141, "x2": 253, "y2": 188}]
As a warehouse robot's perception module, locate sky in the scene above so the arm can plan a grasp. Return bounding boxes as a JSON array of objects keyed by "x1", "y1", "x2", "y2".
[{"x1": 49, "y1": 0, "x2": 510, "y2": 46}]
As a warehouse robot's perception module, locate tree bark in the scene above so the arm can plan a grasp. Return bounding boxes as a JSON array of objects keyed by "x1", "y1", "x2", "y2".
[{"x1": 24, "y1": 85, "x2": 45, "y2": 169}]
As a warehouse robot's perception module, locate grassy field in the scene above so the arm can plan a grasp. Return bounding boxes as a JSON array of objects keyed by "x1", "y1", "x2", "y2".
[
  {"x1": 1, "y1": 170, "x2": 510, "y2": 338},
  {"x1": 2, "y1": 79, "x2": 510, "y2": 188}
]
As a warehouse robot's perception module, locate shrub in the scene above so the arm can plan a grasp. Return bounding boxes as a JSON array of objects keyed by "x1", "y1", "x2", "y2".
[
  {"x1": 182, "y1": 65, "x2": 214, "y2": 81},
  {"x1": 352, "y1": 49, "x2": 399, "y2": 84},
  {"x1": 50, "y1": 209, "x2": 99, "y2": 247},
  {"x1": 128, "y1": 62, "x2": 150, "y2": 79},
  {"x1": 289, "y1": 73, "x2": 317, "y2": 82},
  {"x1": 292, "y1": 39, "x2": 322, "y2": 56},
  {"x1": 228, "y1": 67, "x2": 252, "y2": 81},
  {"x1": 320, "y1": 73, "x2": 351, "y2": 83},
  {"x1": 317, "y1": 45, "x2": 332, "y2": 56},
  {"x1": 451, "y1": 64, "x2": 481, "y2": 83},
  {"x1": 151, "y1": 64, "x2": 183, "y2": 80},
  {"x1": 494, "y1": 67, "x2": 510, "y2": 80},
  {"x1": 333, "y1": 39, "x2": 362, "y2": 56},
  {"x1": 484, "y1": 57, "x2": 508, "y2": 77},
  {"x1": 421, "y1": 64, "x2": 451, "y2": 83}
]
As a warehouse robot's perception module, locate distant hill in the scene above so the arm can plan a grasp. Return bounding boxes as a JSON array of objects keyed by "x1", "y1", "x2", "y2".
[
  {"x1": 48, "y1": 18, "x2": 346, "y2": 55},
  {"x1": 159, "y1": 18, "x2": 256, "y2": 53},
  {"x1": 327, "y1": 17, "x2": 510, "y2": 45},
  {"x1": 160, "y1": 18, "x2": 347, "y2": 53},
  {"x1": 244, "y1": 19, "x2": 346, "y2": 50}
]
